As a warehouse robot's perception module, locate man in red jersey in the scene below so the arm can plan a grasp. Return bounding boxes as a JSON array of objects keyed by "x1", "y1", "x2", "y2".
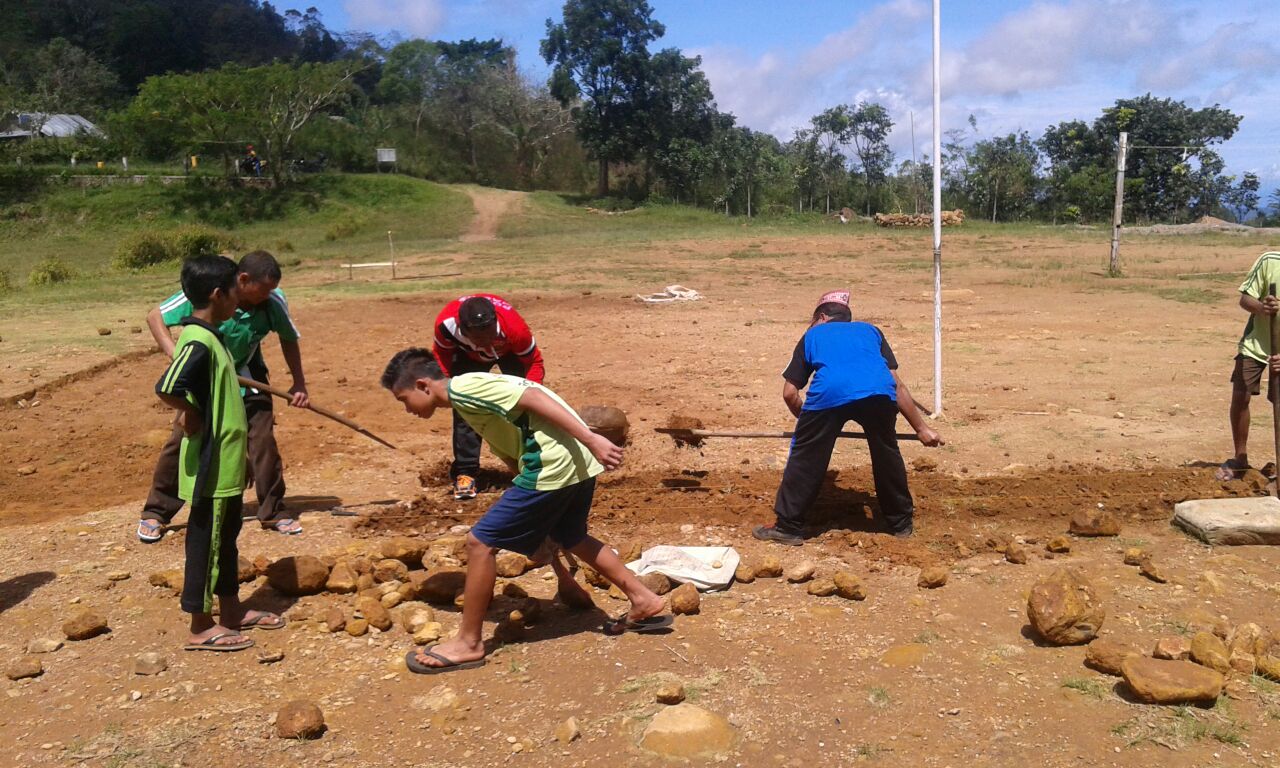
[{"x1": 432, "y1": 294, "x2": 546, "y2": 499}]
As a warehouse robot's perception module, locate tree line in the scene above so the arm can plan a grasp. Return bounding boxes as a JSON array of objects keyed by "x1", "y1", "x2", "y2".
[{"x1": 1, "y1": 0, "x2": 1275, "y2": 224}]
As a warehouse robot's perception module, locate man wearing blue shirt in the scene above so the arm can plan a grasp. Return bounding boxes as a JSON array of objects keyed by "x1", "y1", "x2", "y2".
[{"x1": 754, "y1": 290, "x2": 943, "y2": 546}]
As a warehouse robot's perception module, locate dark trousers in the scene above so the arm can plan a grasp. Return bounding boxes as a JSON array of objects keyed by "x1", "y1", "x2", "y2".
[
  {"x1": 180, "y1": 495, "x2": 243, "y2": 614},
  {"x1": 142, "y1": 393, "x2": 287, "y2": 525},
  {"x1": 773, "y1": 395, "x2": 914, "y2": 536},
  {"x1": 450, "y1": 353, "x2": 528, "y2": 479}
]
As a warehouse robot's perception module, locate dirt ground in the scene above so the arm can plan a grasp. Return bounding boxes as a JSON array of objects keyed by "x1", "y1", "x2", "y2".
[{"x1": 2, "y1": 198, "x2": 1280, "y2": 766}]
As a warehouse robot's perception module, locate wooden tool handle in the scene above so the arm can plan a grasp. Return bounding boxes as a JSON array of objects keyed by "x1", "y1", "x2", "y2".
[
  {"x1": 237, "y1": 376, "x2": 399, "y2": 450},
  {"x1": 1270, "y1": 285, "x2": 1279, "y2": 497}
]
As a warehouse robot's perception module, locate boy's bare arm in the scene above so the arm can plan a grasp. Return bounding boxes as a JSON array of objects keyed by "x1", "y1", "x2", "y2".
[
  {"x1": 279, "y1": 340, "x2": 309, "y2": 407},
  {"x1": 782, "y1": 380, "x2": 804, "y2": 418},
  {"x1": 156, "y1": 393, "x2": 203, "y2": 436},
  {"x1": 515, "y1": 387, "x2": 623, "y2": 470},
  {"x1": 1240, "y1": 292, "x2": 1280, "y2": 316},
  {"x1": 893, "y1": 372, "x2": 943, "y2": 447},
  {"x1": 147, "y1": 308, "x2": 177, "y2": 358}
]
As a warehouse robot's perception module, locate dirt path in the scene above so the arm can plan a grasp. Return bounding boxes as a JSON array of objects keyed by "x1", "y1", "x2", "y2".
[{"x1": 458, "y1": 185, "x2": 526, "y2": 242}]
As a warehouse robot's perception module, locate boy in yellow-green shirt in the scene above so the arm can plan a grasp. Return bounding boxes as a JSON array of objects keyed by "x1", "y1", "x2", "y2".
[
  {"x1": 1219, "y1": 252, "x2": 1280, "y2": 481},
  {"x1": 381, "y1": 348, "x2": 670, "y2": 675}
]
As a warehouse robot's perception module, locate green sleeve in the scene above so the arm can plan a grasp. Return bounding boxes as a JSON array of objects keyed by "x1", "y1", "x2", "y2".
[
  {"x1": 157, "y1": 290, "x2": 193, "y2": 326},
  {"x1": 267, "y1": 289, "x2": 300, "y2": 342}
]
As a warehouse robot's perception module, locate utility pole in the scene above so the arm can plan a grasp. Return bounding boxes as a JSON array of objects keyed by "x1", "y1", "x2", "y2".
[{"x1": 1108, "y1": 131, "x2": 1129, "y2": 277}]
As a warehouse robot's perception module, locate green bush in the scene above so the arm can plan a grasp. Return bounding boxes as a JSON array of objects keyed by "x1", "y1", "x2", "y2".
[
  {"x1": 112, "y1": 224, "x2": 227, "y2": 270},
  {"x1": 28, "y1": 256, "x2": 76, "y2": 285},
  {"x1": 324, "y1": 214, "x2": 365, "y2": 241},
  {"x1": 169, "y1": 224, "x2": 223, "y2": 260},
  {"x1": 0, "y1": 269, "x2": 12, "y2": 293},
  {"x1": 113, "y1": 230, "x2": 173, "y2": 270}
]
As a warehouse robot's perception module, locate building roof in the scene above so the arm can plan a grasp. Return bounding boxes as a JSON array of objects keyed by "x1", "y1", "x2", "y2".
[{"x1": 1, "y1": 113, "x2": 104, "y2": 139}]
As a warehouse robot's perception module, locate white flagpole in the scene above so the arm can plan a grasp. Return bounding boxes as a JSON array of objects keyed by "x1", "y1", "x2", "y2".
[{"x1": 931, "y1": 0, "x2": 944, "y2": 416}]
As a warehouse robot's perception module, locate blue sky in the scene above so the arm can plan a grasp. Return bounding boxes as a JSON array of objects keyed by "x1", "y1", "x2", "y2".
[{"x1": 304, "y1": 0, "x2": 1280, "y2": 193}]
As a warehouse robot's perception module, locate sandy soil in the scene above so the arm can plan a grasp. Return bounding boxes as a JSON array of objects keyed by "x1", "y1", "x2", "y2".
[{"x1": 2, "y1": 219, "x2": 1280, "y2": 766}]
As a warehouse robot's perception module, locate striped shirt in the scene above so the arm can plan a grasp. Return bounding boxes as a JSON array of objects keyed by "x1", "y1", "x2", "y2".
[
  {"x1": 1238, "y1": 252, "x2": 1280, "y2": 363},
  {"x1": 432, "y1": 294, "x2": 545, "y2": 382},
  {"x1": 448, "y1": 373, "x2": 602, "y2": 491},
  {"x1": 159, "y1": 288, "x2": 299, "y2": 379}
]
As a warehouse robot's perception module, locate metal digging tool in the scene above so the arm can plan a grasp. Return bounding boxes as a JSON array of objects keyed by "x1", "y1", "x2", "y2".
[
  {"x1": 238, "y1": 376, "x2": 399, "y2": 451},
  {"x1": 1270, "y1": 284, "x2": 1280, "y2": 497},
  {"x1": 656, "y1": 427, "x2": 918, "y2": 448}
]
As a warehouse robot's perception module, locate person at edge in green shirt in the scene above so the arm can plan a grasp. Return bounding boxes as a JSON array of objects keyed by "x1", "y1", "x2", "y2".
[
  {"x1": 138, "y1": 250, "x2": 309, "y2": 541},
  {"x1": 1217, "y1": 251, "x2": 1280, "y2": 481},
  {"x1": 380, "y1": 348, "x2": 672, "y2": 675},
  {"x1": 155, "y1": 255, "x2": 286, "y2": 652}
]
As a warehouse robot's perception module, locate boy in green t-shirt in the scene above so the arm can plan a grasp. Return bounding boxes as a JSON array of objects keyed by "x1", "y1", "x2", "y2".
[
  {"x1": 156, "y1": 256, "x2": 285, "y2": 652},
  {"x1": 1218, "y1": 252, "x2": 1280, "y2": 480},
  {"x1": 139, "y1": 250, "x2": 309, "y2": 540},
  {"x1": 381, "y1": 348, "x2": 671, "y2": 675}
]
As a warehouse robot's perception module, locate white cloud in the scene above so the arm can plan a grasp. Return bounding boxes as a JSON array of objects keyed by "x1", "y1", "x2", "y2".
[{"x1": 343, "y1": 0, "x2": 446, "y2": 37}]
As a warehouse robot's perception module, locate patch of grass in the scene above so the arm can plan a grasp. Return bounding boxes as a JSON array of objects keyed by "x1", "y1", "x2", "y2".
[
  {"x1": 913, "y1": 629, "x2": 940, "y2": 645},
  {"x1": 867, "y1": 686, "x2": 891, "y2": 709},
  {"x1": 27, "y1": 255, "x2": 75, "y2": 285},
  {"x1": 1112, "y1": 701, "x2": 1246, "y2": 750},
  {"x1": 1153, "y1": 286, "x2": 1221, "y2": 304},
  {"x1": 1061, "y1": 676, "x2": 1110, "y2": 699},
  {"x1": 1154, "y1": 618, "x2": 1193, "y2": 636}
]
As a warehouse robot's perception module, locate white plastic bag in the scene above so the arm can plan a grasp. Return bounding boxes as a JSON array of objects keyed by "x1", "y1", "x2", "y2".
[{"x1": 625, "y1": 545, "x2": 740, "y2": 592}]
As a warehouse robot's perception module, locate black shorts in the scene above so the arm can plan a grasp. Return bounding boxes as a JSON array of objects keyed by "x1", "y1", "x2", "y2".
[{"x1": 1231, "y1": 355, "x2": 1277, "y2": 402}]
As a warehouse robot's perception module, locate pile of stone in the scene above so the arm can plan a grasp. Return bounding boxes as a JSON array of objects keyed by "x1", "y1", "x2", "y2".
[
  {"x1": 1027, "y1": 567, "x2": 1278, "y2": 705},
  {"x1": 873, "y1": 210, "x2": 965, "y2": 228}
]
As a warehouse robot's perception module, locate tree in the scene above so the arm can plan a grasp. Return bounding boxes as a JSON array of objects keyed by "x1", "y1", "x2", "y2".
[
  {"x1": 638, "y1": 47, "x2": 715, "y2": 194},
  {"x1": 1223, "y1": 171, "x2": 1260, "y2": 223},
  {"x1": 1093, "y1": 95, "x2": 1241, "y2": 222},
  {"x1": 542, "y1": 0, "x2": 665, "y2": 196},
  {"x1": 847, "y1": 101, "x2": 893, "y2": 215},
  {"x1": 29, "y1": 38, "x2": 120, "y2": 118},
  {"x1": 252, "y1": 62, "x2": 359, "y2": 183},
  {"x1": 475, "y1": 64, "x2": 576, "y2": 189},
  {"x1": 809, "y1": 105, "x2": 853, "y2": 213}
]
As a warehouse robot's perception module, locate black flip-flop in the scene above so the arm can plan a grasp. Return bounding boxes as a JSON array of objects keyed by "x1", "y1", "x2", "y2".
[
  {"x1": 404, "y1": 646, "x2": 486, "y2": 675},
  {"x1": 603, "y1": 613, "x2": 675, "y2": 636},
  {"x1": 238, "y1": 612, "x2": 287, "y2": 631},
  {"x1": 184, "y1": 632, "x2": 254, "y2": 652}
]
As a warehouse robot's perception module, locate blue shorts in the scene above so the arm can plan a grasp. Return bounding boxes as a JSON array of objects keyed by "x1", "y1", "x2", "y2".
[{"x1": 471, "y1": 477, "x2": 596, "y2": 556}]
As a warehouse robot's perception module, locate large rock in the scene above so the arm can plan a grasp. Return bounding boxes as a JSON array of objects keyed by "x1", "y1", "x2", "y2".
[
  {"x1": 1257, "y1": 655, "x2": 1280, "y2": 682},
  {"x1": 380, "y1": 537, "x2": 428, "y2": 566},
  {"x1": 754, "y1": 556, "x2": 782, "y2": 579},
  {"x1": 26, "y1": 638, "x2": 62, "y2": 654},
  {"x1": 1045, "y1": 536, "x2": 1071, "y2": 553},
  {"x1": 265, "y1": 556, "x2": 330, "y2": 596},
  {"x1": 419, "y1": 570, "x2": 467, "y2": 605},
  {"x1": 833, "y1": 571, "x2": 866, "y2": 601},
  {"x1": 356, "y1": 596, "x2": 393, "y2": 631},
  {"x1": 1026, "y1": 569, "x2": 1105, "y2": 645},
  {"x1": 579, "y1": 405, "x2": 630, "y2": 446},
  {"x1": 917, "y1": 566, "x2": 948, "y2": 588},
  {"x1": 237, "y1": 555, "x2": 257, "y2": 583},
  {"x1": 63, "y1": 609, "x2": 109, "y2": 641},
  {"x1": 5, "y1": 657, "x2": 43, "y2": 680},
  {"x1": 670, "y1": 583, "x2": 700, "y2": 615},
  {"x1": 639, "y1": 703, "x2": 737, "y2": 759},
  {"x1": 639, "y1": 572, "x2": 673, "y2": 595},
  {"x1": 1121, "y1": 657, "x2": 1224, "y2": 705},
  {"x1": 148, "y1": 569, "x2": 184, "y2": 595},
  {"x1": 322, "y1": 606, "x2": 346, "y2": 633},
  {"x1": 399, "y1": 604, "x2": 437, "y2": 634},
  {"x1": 1152, "y1": 636, "x2": 1190, "y2": 660},
  {"x1": 1085, "y1": 638, "x2": 1138, "y2": 676},
  {"x1": 1069, "y1": 508, "x2": 1120, "y2": 537},
  {"x1": 372, "y1": 559, "x2": 409, "y2": 584},
  {"x1": 495, "y1": 552, "x2": 530, "y2": 578},
  {"x1": 1172, "y1": 496, "x2": 1280, "y2": 545},
  {"x1": 276, "y1": 700, "x2": 326, "y2": 739},
  {"x1": 325, "y1": 561, "x2": 359, "y2": 594},
  {"x1": 1228, "y1": 623, "x2": 1267, "y2": 657},
  {"x1": 132, "y1": 652, "x2": 168, "y2": 676},
  {"x1": 733, "y1": 564, "x2": 755, "y2": 584},
  {"x1": 806, "y1": 578, "x2": 836, "y2": 597},
  {"x1": 786, "y1": 561, "x2": 816, "y2": 583},
  {"x1": 1190, "y1": 631, "x2": 1231, "y2": 674}
]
